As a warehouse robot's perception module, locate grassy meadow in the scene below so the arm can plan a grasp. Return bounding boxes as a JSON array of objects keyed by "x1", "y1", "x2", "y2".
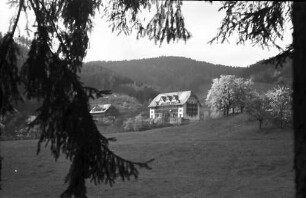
[{"x1": 0, "y1": 114, "x2": 294, "y2": 198}]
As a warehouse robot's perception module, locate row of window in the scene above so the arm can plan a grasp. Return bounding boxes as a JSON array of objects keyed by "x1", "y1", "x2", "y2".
[
  {"x1": 151, "y1": 113, "x2": 183, "y2": 118},
  {"x1": 150, "y1": 105, "x2": 198, "y2": 118}
]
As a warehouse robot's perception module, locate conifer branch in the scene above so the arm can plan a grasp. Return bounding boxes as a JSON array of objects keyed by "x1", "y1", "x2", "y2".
[{"x1": 10, "y1": 0, "x2": 24, "y2": 39}]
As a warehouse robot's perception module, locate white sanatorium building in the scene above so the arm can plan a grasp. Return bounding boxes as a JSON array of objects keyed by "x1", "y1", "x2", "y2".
[{"x1": 148, "y1": 91, "x2": 201, "y2": 124}]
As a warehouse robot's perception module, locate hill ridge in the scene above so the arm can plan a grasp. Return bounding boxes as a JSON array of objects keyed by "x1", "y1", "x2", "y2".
[{"x1": 84, "y1": 56, "x2": 244, "y2": 93}]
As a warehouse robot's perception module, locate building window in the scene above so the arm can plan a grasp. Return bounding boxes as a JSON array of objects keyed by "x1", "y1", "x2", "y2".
[{"x1": 186, "y1": 103, "x2": 198, "y2": 117}]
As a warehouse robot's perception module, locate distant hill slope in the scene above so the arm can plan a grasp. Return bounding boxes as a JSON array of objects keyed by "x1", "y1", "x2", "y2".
[
  {"x1": 81, "y1": 62, "x2": 158, "y2": 104},
  {"x1": 84, "y1": 56, "x2": 243, "y2": 93},
  {"x1": 240, "y1": 58, "x2": 292, "y2": 86}
]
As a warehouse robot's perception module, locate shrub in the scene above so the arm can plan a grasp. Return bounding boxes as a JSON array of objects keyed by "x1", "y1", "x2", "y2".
[
  {"x1": 245, "y1": 92, "x2": 270, "y2": 129},
  {"x1": 266, "y1": 86, "x2": 292, "y2": 128}
]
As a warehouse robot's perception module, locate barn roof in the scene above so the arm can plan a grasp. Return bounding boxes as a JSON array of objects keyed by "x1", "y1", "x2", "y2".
[
  {"x1": 90, "y1": 104, "x2": 111, "y2": 114},
  {"x1": 148, "y1": 91, "x2": 193, "y2": 108}
]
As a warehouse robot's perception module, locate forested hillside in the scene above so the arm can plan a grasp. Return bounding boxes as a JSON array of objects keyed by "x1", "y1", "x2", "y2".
[
  {"x1": 240, "y1": 58, "x2": 292, "y2": 85},
  {"x1": 85, "y1": 57, "x2": 243, "y2": 93},
  {"x1": 81, "y1": 62, "x2": 158, "y2": 104}
]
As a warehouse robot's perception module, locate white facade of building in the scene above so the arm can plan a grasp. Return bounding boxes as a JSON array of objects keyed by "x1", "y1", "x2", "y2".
[{"x1": 148, "y1": 91, "x2": 201, "y2": 123}]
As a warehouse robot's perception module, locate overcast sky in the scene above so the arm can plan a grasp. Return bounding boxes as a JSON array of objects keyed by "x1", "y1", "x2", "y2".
[{"x1": 0, "y1": 1, "x2": 292, "y2": 67}]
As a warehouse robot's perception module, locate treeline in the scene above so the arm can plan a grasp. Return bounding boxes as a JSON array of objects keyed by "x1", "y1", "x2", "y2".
[
  {"x1": 81, "y1": 62, "x2": 158, "y2": 104},
  {"x1": 206, "y1": 75, "x2": 253, "y2": 116},
  {"x1": 246, "y1": 86, "x2": 292, "y2": 129},
  {"x1": 206, "y1": 75, "x2": 292, "y2": 129}
]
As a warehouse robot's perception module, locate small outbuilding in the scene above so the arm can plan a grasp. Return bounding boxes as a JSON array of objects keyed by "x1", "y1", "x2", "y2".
[{"x1": 90, "y1": 104, "x2": 119, "y2": 123}]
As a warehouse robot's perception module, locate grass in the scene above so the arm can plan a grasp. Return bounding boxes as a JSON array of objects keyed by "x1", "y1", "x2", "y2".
[{"x1": 0, "y1": 114, "x2": 294, "y2": 198}]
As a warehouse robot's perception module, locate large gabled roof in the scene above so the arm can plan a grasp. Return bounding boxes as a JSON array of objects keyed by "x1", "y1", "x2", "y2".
[{"x1": 148, "y1": 91, "x2": 192, "y2": 108}]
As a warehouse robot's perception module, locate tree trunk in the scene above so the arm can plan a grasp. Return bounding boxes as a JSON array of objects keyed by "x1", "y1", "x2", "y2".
[
  {"x1": 259, "y1": 119, "x2": 262, "y2": 130},
  {"x1": 232, "y1": 107, "x2": 235, "y2": 114},
  {"x1": 0, "y1": 126, "x2": 2, "y2": 189},
  {"x1": 60, "y1": 150, "x2": 87, "y2": 198},
  {"x1": 0, "y1": 155, "x2": 2, "y2": 190},
  {"x1": 292, "y1": 3, "x2": 306, "y2": 198},
  {"x1": 280, "y1": 120, "x2": 283, "y2": 129}
]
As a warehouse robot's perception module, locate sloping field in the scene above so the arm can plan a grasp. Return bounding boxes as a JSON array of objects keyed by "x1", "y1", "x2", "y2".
[{"x1": 0, "y1": 114, "x2": 294, "y2": 198}]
